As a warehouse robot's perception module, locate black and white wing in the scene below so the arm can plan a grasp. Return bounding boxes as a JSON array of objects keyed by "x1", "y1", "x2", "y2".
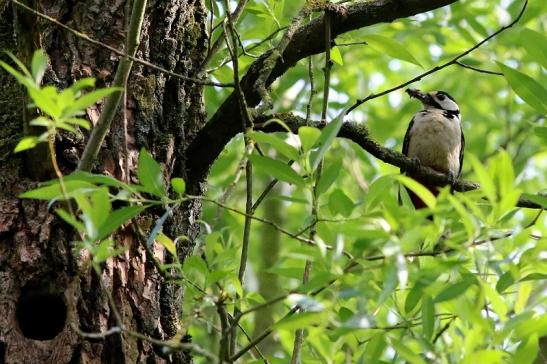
[
  {"x1": 401, "y1": 117, "x2": 415, "y2": 173},
  {"x1": 458, "y1": 128, "x2": 465, "y2": 177}
]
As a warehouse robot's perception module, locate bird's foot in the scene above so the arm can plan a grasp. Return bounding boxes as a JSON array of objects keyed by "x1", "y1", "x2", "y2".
[
  {"x1": 447, "y1": 171, "x2": 457, "y2": 193},
  {"x1": 410, "y1": 157, "x2": 421, "y2": 172}
]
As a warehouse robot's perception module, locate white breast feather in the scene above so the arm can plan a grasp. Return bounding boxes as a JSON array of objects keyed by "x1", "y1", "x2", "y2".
[{"x1": 407, "y1": 110, "x2": 462, "y2": 174}]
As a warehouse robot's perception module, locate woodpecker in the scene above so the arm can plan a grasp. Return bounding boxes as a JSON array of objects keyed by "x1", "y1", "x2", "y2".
[{"x1": 401, "y1": 88, "x2": 465, "y2": 209}]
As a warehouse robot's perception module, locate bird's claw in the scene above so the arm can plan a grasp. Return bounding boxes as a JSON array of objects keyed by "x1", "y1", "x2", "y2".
[
  {"x1": 411, "y1": 157, "x2": 421, "y2": 172},
  {"x1": 447, "y1": 171, "x2": 457, "y2": 193}
]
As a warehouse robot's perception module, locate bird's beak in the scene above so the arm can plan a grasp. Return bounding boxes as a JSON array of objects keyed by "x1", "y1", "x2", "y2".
[{"x1": 406, "y1": 88, "x2": 433, "y2": 105}]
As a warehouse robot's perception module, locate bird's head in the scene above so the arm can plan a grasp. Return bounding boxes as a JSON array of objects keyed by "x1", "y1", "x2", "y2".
[{"x1": 406, "y1": 88, "x2": 459, "y2": 114}]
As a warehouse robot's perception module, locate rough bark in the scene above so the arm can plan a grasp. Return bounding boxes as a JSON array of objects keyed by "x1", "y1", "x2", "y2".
[{"x1": 0, "y1": 0, "x2": 207, "y2": 363}]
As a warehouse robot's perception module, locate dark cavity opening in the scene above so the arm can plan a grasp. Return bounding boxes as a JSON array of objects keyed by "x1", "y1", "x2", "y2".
[{"x1": 16, "y1": 282, "x2": 67, "y2": 340}]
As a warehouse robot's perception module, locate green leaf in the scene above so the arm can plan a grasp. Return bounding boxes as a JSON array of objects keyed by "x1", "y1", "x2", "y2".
[
  {"x1": 533, "y1": 126, "x2": 547, "y2": 142},
  {"x1": 55, "y1": 208, "x2": 85, "y2": 232},
  {"x1": 468, "y1": 154, "x2": 496, "y2": 202},
  {"x1": 391, "y1": 339, "x2": 427, "y2": 364},
  {"x1": 69, "y1": 77, "x2": 96, "y2": 92},
  {"x1": 65, "y1": 171, "x2": 136, "y2": 192},
  {"x1": 514, "y1": 334, "x2": 539, "y2": 364},
  {"x1": 20, "y1": 180, "x2": 97, "y2": 200},
  {"x1": 520, "y1": 28, "x2": 547, "y2": 68},
  {"x1": 30, "y1": 49, "x2": 48, "y2": 84},
  {"x1": 14, "y1": 136, "x2": 40, "y2": 153},
  {"x1": 29, "y1": 85, "x2": 62, "y2": 118},
  {"x1": 434, "y1": 277, "x2": 475, "y2": 303},
  {"x1": 328, "y1": 188, "x2": 355, "y2": 217},
  {"x1": 331, "y1": 46, "x2": 344, "y2": 65},
  {"x1": 298, "y1": 126, "x2": 321, "y2": 153},
  {"x1": 496, "y1": 62, "x2": 547, "y2": 114},
  {"x1": 309, "y1": 113, "x2": 344, "y2": 171},
  {"x1": 482, "y1": 282, "x2": 508, "y2": 321},
  {"x1": 65, "y1": 118, "x2": 91, "y2": 130},
  {"x1": 249, "y1": 131, "x2": 299, "y2": 160},
  {"x1": 462, "y1": 350, "x2": 508, "y2": 364},
  {"x1": 274, "y1": 312, "x2": 320, "y2": 330},
  {"x1": 138, "y1": 148, "x2": 166, "y2": 197},
  {"x1": 92, "y1": 239, "x2": 126, "y2": 265},
  {"x1": 64, "y1": 87, "x2": 122, "y2": 117},
  {"x1": 316, "y1": 160, "x2": 341, "y2": 196},
  {"x1": 171, "y1": 177, "x2": 186, "y2": 196},
  {"x1": 0, "y1": 59, "x2": 36, "y2": 90},
  {"x1": 405, "y1": 283, "x2": 423, "y2": 313},
  {"x1": 521, "y1": 193, "x2": 547, "y2": 208},
  {"x1": 96, "y1": 205, "x2": 146, "y2": 241},
  {"x1": 396, "y1": 175, "x2": 437, "y2": 208},
  {"x1": 422, "y1": 295, "x2": 435, "y2": 341},
  {"x1": 157, "y1": 232, "x2": 177, "y2": 256},
  {"x1": 249, "y1": 154, "x2": 305, "y2": 187},
  {"x1": 363, "y1": 334, "x2": 387, "y2": 364},
  {"x1": 87, "y1": 187, "x2": 111, "y2": 230},
  {"x1": 377, "y1": 263, "x2": 398, "y2": 307},
  {"x1": 496, "y1": 271, "x2": 515, "y2": 293},
  {"x1": 365, "y1": 35, "x2": 422, "y2": 68}
]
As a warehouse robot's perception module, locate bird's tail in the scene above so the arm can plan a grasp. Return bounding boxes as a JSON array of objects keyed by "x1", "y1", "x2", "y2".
[{"x1": 403, "y1": 175, "x2": 439, "y2": 210}]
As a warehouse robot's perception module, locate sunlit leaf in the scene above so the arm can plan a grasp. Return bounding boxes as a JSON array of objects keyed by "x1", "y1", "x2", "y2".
[
  {"x1": 497, "y1": 62, "x2": 547, "y2": 114},
  {"x1": 30, "y1": 49, "x2": 48, "y2": 85},
  {"x1": 157, "y1": 232, "x2": 177, "y2": 256},
  {"x1": 391, "y1": 338, "x2": 427, "y2": 364},
  {"x1": 171, "y1": 177, "x2": 186, "y2": 196},
  {"x1": 20, "y1": 180, "x2": 97, "y2": 200},
  {"x1": 396, "y1": 175, "x2": 437, "y2": 208},
  {"x1": 274, "y1": 312, "x2": 320, "y2": 330},
  {"x1": 298, "y1": 126, "x2": 321, "y2": 154},
  {"x1": 249, "y1": 154, "x2": 305, "y2": 186},
  {"x1": 365, "y1": 35, "x2": 422, "y2": 68},
  {"x1": 309, "y1": 113, "x2": 344, "y2": 171},
  {"x1": 520, "y1": 28, "x2": 547, "y2": 68},
  {"x1": 64, "y1": 87, "x2": 122, "y2": 117},
  {"x1": 138, "y1": 148, "x2": 166, "y2": 197},
  {"x1": 14, "y1": 136, "x2": 40, "y2": 153},
  {"x1": 434, "y1": 276, "x2": 475, "y2": 303},
  {"x1": 250, "y1": 131, "x2": 299, "y2": 160},
  {"x1": 422, "y1": 295, "x2": 435, "y2": 341},
  {"x1": 331, "y1": 46, "x2": 344, "y2": 65},
  {"x1": 328, "y1": 188, "x2": 354, "y2": 217}
]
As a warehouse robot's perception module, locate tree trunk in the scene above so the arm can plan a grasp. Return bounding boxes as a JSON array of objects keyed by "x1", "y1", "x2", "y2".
[{"x1": 0, "y1": 1, "x2": 207, "y2": 363}]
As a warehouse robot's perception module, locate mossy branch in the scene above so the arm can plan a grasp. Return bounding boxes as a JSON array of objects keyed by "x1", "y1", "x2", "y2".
[{"x1": 77, "y1": 0, "x2": 147, "y2": 171}]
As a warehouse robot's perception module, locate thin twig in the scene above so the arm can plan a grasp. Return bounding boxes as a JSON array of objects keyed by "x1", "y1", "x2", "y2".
[
  {"x1": 193, "y1": 196, "x2": 354, "y2": 259},
  {"x1": 345, "y1": 0, "x2": 528, "y2": 115},
  {"x1": 220, "y1": 4, "x2": 257, "y2": 357},
  {"x1": 228, "y1": 228, "x2": 534, "y2": 359},
  {"x1": 254, "y1": 5, "x2": 314, "y2": 113},
  {"x1": 206, "y1": 26, "x2": 288, "y2": 74},
  {"x1": 455, "y1": 61, "x2": 502, "y2": 76},
  {"x1": 10, "y1": 0, "x2": 233, "y2": 88},
  {"x1": 254, "y1": 113, "x2": 543, "y2": 209},
  {"x1": 201, "y1": 0, "x2": 250, "y2": 69}
]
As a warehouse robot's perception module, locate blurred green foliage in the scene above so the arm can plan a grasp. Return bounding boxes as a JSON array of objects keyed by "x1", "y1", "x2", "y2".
[{"x1": 190, "y1": 0, "x2": 547, "y2": 362}]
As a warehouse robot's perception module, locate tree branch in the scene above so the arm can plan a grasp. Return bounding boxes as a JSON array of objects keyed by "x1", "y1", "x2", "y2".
[
  {"x1": 345, "y1": 0, "x2": 527, "y2": 114},
  {"x1": 185, "y1": 0, "x2": 458, "y2": 184},
  {"x1": 77, "y1": 0, "x2": 148, "y2": 171},
  {"x1": 254, "y1": 113, "x2": 543, "y2": 210}
]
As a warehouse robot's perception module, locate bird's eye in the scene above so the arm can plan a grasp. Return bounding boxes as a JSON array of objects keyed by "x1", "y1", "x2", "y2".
[{"x1": 437, "y1": 94, "x2": 446, "y2": 101}]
